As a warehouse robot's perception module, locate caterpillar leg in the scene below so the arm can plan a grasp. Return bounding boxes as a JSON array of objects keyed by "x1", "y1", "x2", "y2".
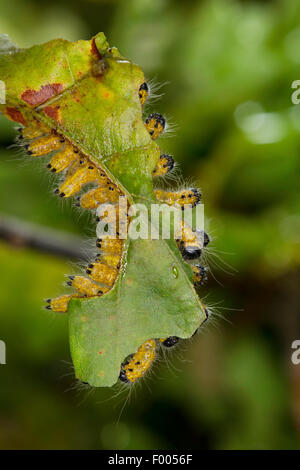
[
  {"x1": 152, "y1": 154, "x2": 174, "y2": 177},
  {"x1": 145, "y1": 113, "x2": 165, "y2": 140},
  {"x1": 155, "y1": 188, "x2": 201, "y2": 209},
  {"x1": 192, "y1": 265, "x2": 208, "y2": 287},
  {"x1": 67, "y1": 275, "x2": 110, "y2": 297},
  {"x1": 119, "y1": 339, "x2": 156, "y2": 384},
  {"x1": 25, "y1": 133, "x2": 65, "y2": 156},
  {"x1": 138, "y1": 82, "x2": 148, "y2": 106}
]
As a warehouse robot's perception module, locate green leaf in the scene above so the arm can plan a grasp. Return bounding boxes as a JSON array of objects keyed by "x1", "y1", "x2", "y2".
[
  {"x1": 69, "y1": 237, "x2": 205, "y2": 387},
  {"x1": 0, "y1": 33, "x2": 206, "y2": 387}
]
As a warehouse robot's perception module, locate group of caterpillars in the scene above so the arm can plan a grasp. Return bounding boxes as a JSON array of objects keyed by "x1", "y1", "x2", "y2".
[{"x1": 18, "y1": 80, "x2": 210, "y2": 385}]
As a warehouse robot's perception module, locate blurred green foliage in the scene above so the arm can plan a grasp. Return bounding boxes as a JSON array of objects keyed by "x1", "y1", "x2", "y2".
[{"x1": 0, "y1": 0, "x2": 300, "y2": 449}]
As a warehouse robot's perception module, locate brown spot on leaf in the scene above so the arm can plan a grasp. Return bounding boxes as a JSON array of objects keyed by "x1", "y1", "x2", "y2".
[
  {"x1": 91, "y1": 61, "x2": 107, "y2": 78},
  {"x1": 6, "y1": 107, "x2": 26, "y2": 125},
  {"x1": 43, "y1": 105, "x2": 61, "y2": 122},
  {"x1": 21, "y1": 83, "x2": 64, "y2": 106},
  {"x1": 91, "y1": 37, "x2": 102, "y2": 59}
]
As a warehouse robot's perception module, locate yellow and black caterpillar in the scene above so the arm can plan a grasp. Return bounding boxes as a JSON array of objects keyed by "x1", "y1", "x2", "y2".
[
  {"x1": 0, "y1": 34, "x2": 210, "y2": 387},
  {"x1": 17, "y1": 83, "x2": 209, "y2": 384}
]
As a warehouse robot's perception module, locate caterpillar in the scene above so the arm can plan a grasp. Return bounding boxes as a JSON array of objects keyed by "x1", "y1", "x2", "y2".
[
  {"x1": 119, "y1": 266, "x2": 209, "y2": 384},
  {"x1": 119, "y1": 339, "x2": 157, "y2": 384},
  {"x1": 0, "y1": 33, "x2": 211, "y2": 387},
  {"x1": 154, "y1": 188, "x2": 202, "y2": 209}
]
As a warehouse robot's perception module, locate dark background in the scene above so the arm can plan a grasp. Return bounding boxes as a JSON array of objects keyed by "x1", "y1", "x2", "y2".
[{"x1": 0, "y1": 0, "x2": 300, "y2": 449}]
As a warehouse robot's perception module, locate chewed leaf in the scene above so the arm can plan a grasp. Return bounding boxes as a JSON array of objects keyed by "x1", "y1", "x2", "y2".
[
  {"x1": 0, "y1": 33, "x2": 207, "y2": 387},
  {"x1": 69, "y1": 238, "x2": 205, "y2": 387}
]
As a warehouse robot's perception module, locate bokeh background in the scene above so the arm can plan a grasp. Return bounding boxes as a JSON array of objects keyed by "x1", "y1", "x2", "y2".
[{"x1": 0, "y1": 0, "x2": 300, "y2": 449}]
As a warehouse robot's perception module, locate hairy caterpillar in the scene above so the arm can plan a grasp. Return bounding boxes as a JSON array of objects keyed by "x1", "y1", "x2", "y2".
[
  {"x1": 119, "y1": 339, "x2": 157, "y2": 384},
  {"x1": 0, "y1": 33, "x2": 211, "y2": 387}
]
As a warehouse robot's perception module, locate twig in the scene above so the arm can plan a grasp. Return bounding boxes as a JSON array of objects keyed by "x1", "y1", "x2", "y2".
[{"x1": 0, "y1": 213, "x2": 93, "y2": 261}]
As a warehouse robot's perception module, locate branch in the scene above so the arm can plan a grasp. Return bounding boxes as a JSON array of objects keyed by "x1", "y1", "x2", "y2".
[{"x1": 0, "y1": 213, "x2": 93, "y2": 261}]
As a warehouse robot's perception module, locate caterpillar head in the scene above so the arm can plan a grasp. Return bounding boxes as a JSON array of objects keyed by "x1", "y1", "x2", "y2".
[
  {"x1": 161, "y1": 336, "x2": 179, "y2": 348},
  {"x1": 180, "y1": 230, "x2": 210, "y2": 260}
]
